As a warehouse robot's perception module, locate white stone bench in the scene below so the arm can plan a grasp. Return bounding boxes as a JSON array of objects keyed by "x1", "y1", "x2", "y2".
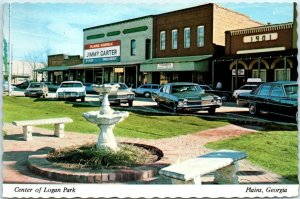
[
  {"x1": 159, "y1": 149, "x2": 247, "y2": 184},
  {"x1": 12, "y1": 117, "x2": 73, "y2": 141}
]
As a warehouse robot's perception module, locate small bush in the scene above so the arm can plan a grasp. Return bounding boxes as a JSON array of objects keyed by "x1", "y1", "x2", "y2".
[{"x1": 47, "y1": 143, "x2": 158, "y2": 169}]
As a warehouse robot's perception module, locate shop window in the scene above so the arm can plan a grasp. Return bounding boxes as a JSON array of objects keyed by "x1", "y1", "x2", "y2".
[
  {"x1": 131, "y1": 39, "x2": 136, "y2": 56},
  {"x1": 160, "y1": 31, "x2": 166, "y2": 50},
  {"x1": 197, "y1": 25, "x2": 205, "y2": 47},
  {"x1": 184, "y1": 27, "x2": 190, "y2": 48},
  {"x1": 172, "y1": 29, "x2": 178, "y2": 49},
  {"x1": 274, "y1": 69, "x2": 290, "y2": 81},
  {"x1": 252, "y1": 69, "x2": 266, "y2": 82}
]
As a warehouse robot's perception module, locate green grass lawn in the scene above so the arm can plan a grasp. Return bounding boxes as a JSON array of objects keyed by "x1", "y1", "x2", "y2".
[
  {"x1": 205, "y1": 130, "x2": 298, "y2": 183},
  {"x1": 3, "y1": 96, "x2": 228, "y2": 139}
]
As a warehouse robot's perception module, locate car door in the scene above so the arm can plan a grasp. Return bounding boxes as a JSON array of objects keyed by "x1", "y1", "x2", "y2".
[
  {"x1": 269, "y1": 84, "x2": 287, "y2": 115},
  {"x1": 254, "y1": 84, "x2": 272, "y2": 112}
]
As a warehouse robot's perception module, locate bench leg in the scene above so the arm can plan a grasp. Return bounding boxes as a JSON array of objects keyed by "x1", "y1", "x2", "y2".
[
  {"x1": 214, "y1": 162, "x2": 239, "y2": 184},
  {"x1": 54, "y1": 123, "x2": 64, "y2": 138},
  {"x1": 23, "y1": 126, "x2": 32, "y2": 141},
  {"x1": 171, "y1": 176, "x2": 202, "y2": 185}
]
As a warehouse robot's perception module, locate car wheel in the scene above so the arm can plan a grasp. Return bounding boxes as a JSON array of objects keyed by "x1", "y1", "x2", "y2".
[
  {"x1": 249, "y1": 103, "x2": 260, "y2": 115},
  {"x1": 42, "y1": 94, "x2": 46, "y2": 98},
  {"x1": 81, "y1": 97, "x2": 85, "y2": 102},
  {"x1": 221, "y1": 95, "x2": 228, "y2": 102},
  {"x1": 128, "y1": 101, "x2": 133, "y2": 107},
  {"x1": 208, "y1": 108, "x2": 216, "y2": 115},
  {"x1": 144, "y1": 92, "x2": 151, "y2": 98},
  {"x1": 171, "y1": 103, "x2": 177, "y2": 113}
]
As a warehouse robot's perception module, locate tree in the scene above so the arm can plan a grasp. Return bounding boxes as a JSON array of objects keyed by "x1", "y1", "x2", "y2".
[{"x1": 3, "y1": 38, "x2": 9, "y2": 80}]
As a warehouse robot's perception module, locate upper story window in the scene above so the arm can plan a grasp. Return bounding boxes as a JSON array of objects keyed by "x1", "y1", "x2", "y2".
[
  {"x1": 184, "y1": 27, "x2": 190, "y2": 48},
  {"x1": 160, "y1": 31, "x2": 166, "y2": 50},
  {"x1": 131, "y1": 39, "x2": 136, "y2": 56},
  {"x1": 197, "y1": 25, "x2": 205, "y2": 47},
  {"x1": 171, "y1": 29, "x2": 178, "y2": 49}
]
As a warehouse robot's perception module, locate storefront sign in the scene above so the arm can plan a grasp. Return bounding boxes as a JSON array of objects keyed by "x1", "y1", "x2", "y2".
[
  {"x1": 114, "y1": 68, "x2": 124, "y2": 73},
  {"x1": 157, "y1": 63, "x2": 174, "y2": 70},
  {"x1": 84, "y1": 40, "x2": 121, "y2": 64},
  {"x1": 243, "y1": 33, "x2": 278, "y2": 43},
  {"x1": 232, "y1": 69, "x2": 245, "y2": 76}
]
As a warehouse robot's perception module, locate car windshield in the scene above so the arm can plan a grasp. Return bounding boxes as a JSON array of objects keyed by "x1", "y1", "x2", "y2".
[
  {"x1": 172, "y1": 85, "x2": 200, "y2": 93},
  {"x1": 284, "y1": 84, "x2": 298, "y2": 98},
  {"x1": 28, "y1": 83, "x2": 42, "y2": 88},
  {"x1": 61, "y1": 83, "x2": 82, "y2": 88},
  {"x1": 118, "y1": 84, "x2": 128, "y2": 90}
]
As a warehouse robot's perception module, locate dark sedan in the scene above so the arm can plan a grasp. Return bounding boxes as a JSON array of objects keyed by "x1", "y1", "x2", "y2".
[
  {"x1": 199, "y1": 85, "x2": 233, "y2": 102},
  {"x1": 151, "y1": 82, "x2": 222, "y2": 114},
  {"x1": 237, "y1": 81, "x2": 298, "y2": 120}
]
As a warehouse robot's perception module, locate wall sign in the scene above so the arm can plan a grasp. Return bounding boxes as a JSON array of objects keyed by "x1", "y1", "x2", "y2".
[
  {"x1": 84, "y1": 40, "x2": 121, "y2": 64},
  {"x1": 243, "y1": 33, "x2": 278, "y2": 43},
  {"x1": 232, "y1": 69, "x2": 245, "y2": 76},
  {"x1": 157, "y1": 63, "x2": 174, "y2": 70}
]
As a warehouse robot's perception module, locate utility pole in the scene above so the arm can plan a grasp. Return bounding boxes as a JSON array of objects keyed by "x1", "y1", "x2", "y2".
[{"x1": 8, "y1": 3, "x2": 12, "y2": 96}]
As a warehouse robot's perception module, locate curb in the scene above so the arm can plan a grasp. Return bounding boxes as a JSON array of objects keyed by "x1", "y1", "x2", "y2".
[{"x1": 27, "y1": 142, "x2": 165, "y2": 183}]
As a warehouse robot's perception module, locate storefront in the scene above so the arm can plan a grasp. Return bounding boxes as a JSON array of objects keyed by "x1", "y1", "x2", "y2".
[
  {"x1": 140, "y1": 55, "x2": 212, "y2": 85},
  {"x1": 83, "y1": 16, "x2": 153, "y2": 88},
  {"x1": 214, "y1": 22, "x2": 297, "y2": 91}
]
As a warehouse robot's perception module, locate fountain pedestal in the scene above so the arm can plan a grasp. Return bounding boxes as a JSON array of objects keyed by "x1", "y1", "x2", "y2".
[{"x1": 83, "y1": 84, "x2": 129, "y2": 151}]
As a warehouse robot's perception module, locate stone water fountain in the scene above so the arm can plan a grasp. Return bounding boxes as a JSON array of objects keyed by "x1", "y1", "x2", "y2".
[{"x1": 82, "y1": 84, "x2": 129, "y2": 152}]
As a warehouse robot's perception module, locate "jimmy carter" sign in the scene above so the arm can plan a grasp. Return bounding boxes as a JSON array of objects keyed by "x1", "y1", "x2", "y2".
[{"x1": 84, "y1": 40, "x2": 121, "y2": 64}]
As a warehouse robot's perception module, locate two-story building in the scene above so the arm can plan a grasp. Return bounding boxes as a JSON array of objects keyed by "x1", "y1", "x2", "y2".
[
  {"x1": 77, "y1": 16, "x2": 153, "y2": 87},
  {"x1": 140, "y1": 3, "x2": 262, "y2": 85}
]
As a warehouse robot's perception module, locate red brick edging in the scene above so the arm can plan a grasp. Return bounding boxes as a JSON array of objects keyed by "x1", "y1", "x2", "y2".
[{"x1": 27, "y1": 143, "x2": 166, "y2": 183}]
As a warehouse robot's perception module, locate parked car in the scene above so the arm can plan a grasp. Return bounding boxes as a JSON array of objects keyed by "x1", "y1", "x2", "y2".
[
  {"x1": 199, "y1": 85, "x2": 233, "y2": 102},
  {"x1": 151, "y1": 82, "x2": 222, "y2": 114},
  {"x1": 3, "y1": 81, "x2": 16, "y2": 92},
  {"x1": 15, "y1": 80, "x2": 31, "y2": 89},
  {"x1": 44, "y1": 82, "x2": 59, "y2": 91},
  {"x1": 236, "y1": 81, "x2": 298, "y2": 120},
  {"x1": 132, "y1": 84, "x2": 160, "y2": 97},
  {"x1": 56, "y1": 81, "x2": 86, "y2": 102},
  {"x1": 24, "y1": 82, "x2": 49, "y2": 98},
  {"x1": 84, "y1": 83, "x2": 98, "y2": 94},
  {"x1": 232, "y1": 78, "x2": 262, "y2": 99},
  {"x1": 97, "y1": 83, "x2": 135, "y2": 107}
]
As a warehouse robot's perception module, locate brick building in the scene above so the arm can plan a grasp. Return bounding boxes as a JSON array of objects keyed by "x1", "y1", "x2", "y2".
[
  {"x1": 140, "y1": 3, "x2": 262, "y2": 85},
  {"x1": 214, "y1": 22, "x2": 297, "y2": 91},
  {"x1": 36, "y1": 54, "x2": 82, "y2": 85}
]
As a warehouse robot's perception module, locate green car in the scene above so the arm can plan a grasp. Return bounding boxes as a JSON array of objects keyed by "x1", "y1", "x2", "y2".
[{"x1": 151, "y1": 82, "x2": 222, "y2": 114}]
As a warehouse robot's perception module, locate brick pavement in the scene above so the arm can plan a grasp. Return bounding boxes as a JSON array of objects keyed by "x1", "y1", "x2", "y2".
[{"x1": 2, "y1": 123, "x2": 294, "y2": 184}]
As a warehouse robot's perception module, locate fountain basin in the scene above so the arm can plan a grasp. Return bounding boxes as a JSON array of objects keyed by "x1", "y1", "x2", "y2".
[{"x1": 83, "y1": 111, "x2": 129, "y2": 125}]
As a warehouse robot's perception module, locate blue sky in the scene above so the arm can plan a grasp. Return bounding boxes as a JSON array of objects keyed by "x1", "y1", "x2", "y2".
[{"x1": 2, "y1": 1, "x2": 294, "y2": 63}]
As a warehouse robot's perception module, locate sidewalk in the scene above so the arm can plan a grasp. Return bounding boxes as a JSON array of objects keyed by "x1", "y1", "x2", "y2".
[{"x1": 2, "y1": 123, "x2": 292, "y2": 184}]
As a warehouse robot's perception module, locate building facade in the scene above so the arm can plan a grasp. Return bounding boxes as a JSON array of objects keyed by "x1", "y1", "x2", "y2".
[
  {"x1": 12, "y1": 60, "x2": 45, "y2": 84},
  {"x1": 141, "y1": 3, "x2": 262, "y2": 85},
  {"x1": 214, "y1": 22, "x2": 297, "y2": 91},
  {"x1": 36, "y1": 54, "x2": 82, "y2": 85},
  {"x1": 79, "y1": 16, "x2": 153, "y2": 87}
]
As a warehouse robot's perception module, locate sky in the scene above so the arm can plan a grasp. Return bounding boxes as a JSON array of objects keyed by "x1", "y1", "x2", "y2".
[{"x1": 2, "y1": 0, "x2": 295, "y2": 63}]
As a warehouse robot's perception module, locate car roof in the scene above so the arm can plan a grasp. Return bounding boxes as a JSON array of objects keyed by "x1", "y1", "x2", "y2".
[
  {"x1": 165, "y1": 82, "x2": 198, "y2": 86},
  {"x1": 61, "y1": 81, "x2": 82, "y2": 84}
]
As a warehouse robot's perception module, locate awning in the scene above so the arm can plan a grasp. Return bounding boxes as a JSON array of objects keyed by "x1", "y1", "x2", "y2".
[
  {"x1": 140, "y1": 55, "x2": 212, "y2": 72},
  {"x1": 69, "y1": 61, "x2": 141, "y2": 69},
  {"x1": 35, "y1": 66, "x2": 69, "y2": 72}
]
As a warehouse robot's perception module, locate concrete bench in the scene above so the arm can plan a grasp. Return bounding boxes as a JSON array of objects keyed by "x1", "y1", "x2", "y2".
[
  {"x1": 159, "y1": 149, "x2": 247, "y2": 184},
  {"x1": 12, "y1": 117, "x2": 73, "y2": 141}
]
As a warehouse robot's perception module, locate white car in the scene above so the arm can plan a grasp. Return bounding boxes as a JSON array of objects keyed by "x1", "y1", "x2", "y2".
[
  {"x1": 232, "y1": 84, "x2": 259, "y2": 99},
  {"x1": 132, "y1": 84, "x2": 160, "y2": 97},
  {"x1": 56, "y1": 81, "x2": 86, "y2": 102}
]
